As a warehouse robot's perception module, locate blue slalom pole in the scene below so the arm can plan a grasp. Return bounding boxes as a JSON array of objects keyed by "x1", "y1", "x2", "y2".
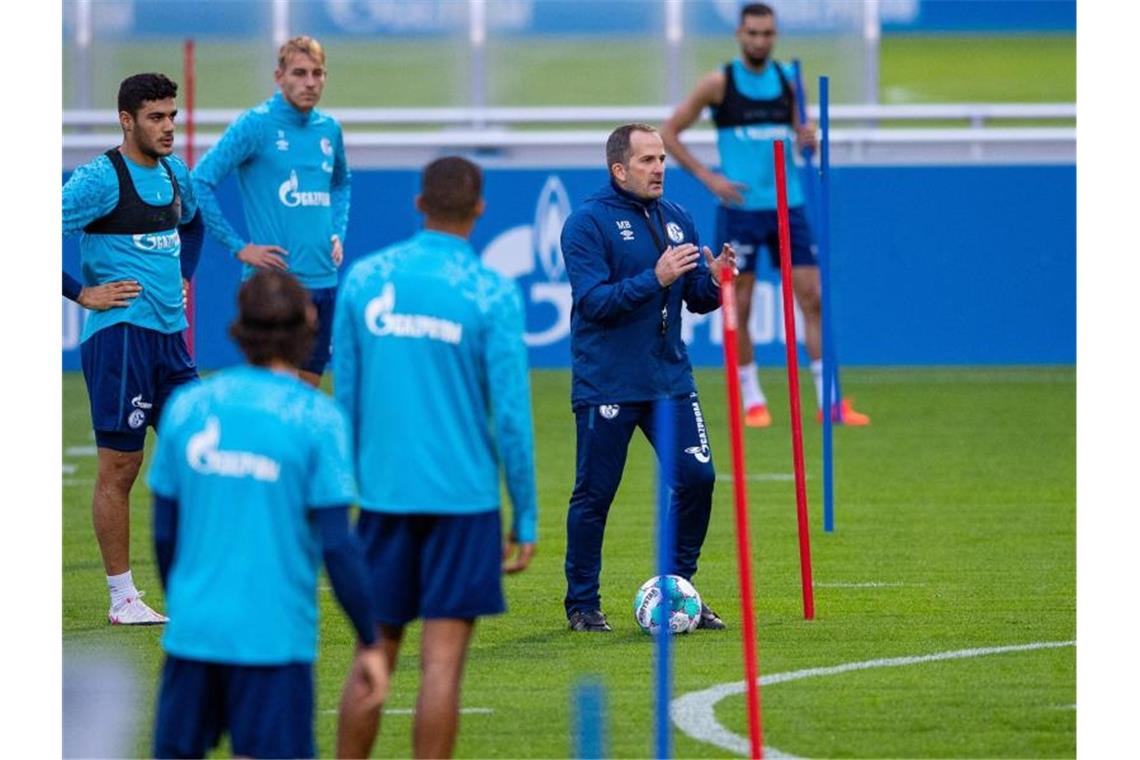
[
  {"x1": 654, "y1": 400, "x2": 675, "y2": 759},
  {"x1": 572, "y1": 678, "x2": 607, "y2": 759},
  {"x1": 791, "y1": 59, "x2": 818, "y2": 220},
  {"x1": 818, "y1": 76, "x2": 843, "y2": 409},
  {"x1": 819, "y1": 75, "x2": 836, "y2": 533}
]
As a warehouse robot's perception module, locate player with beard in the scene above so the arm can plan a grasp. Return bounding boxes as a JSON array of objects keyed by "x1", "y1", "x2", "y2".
[
  {"x1": 62, "y1": 72, "x2": 204, "y2": 625},
  {"x1": 662, "y1": 2, "x2": 869, "y2": 427}
]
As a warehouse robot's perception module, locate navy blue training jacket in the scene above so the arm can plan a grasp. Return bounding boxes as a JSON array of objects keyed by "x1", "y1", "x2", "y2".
[{"x1": 561, "y1": 181, "x2": 722, "y2": 409}]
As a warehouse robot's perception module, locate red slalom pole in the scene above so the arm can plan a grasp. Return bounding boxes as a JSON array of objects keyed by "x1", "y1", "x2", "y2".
[
  {"x1": 720, "y1": 266, "x2": 764, "y2": 759},
  {"x1": 182, "y1": 39, "x2": 197, "y2": 358},
  {"x1": 773, "y1": 140, "x2": 815, "y2": 621}
]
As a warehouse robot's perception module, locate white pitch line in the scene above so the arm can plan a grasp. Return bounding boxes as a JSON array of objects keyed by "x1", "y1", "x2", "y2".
[
  {"x1": 321, "y1": 707, "x2": 493, "y2": 716},
  {"x1": 63, "y1": 479, "x2": 94, "y2": 487},
  {"x1": 811, "y1": 587, "x2": 916, "y2": 592},
  {"x1": 671, "y1": 640, "x2": 1076, "y2": 758},
  {"x1": 715, "y1": 473, "x2": 800, "y2": 482},
  {"x1": 65, "y1": 446, "x2": 98, "y2": 457},
  {"x1": 63, "y1": 463, "x2": 77, "y2": 475}
]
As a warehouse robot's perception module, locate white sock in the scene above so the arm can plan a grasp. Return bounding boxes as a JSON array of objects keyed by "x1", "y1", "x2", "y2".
[
  {"x1": 107, "y1": 570, "x2": 138, "y2": 607},
  {"x1": 738, "y1": 364, "x2": 766, "y2": 409},
  {"x1": 810, "y1": 359, "x2": 840, "y2": 409}
]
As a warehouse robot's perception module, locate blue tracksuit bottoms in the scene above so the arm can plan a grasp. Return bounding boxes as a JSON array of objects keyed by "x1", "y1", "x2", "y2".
[{"x1": 564, "y1": 393, "x2": 716, "y2": 616}]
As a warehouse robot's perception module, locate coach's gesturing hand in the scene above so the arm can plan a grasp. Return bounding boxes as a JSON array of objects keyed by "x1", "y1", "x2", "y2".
[
  {"x1": 502, "y1": 532, "x2": 535, "y2": 574},
  {"x1": 655, "y1": 243, "x2": 701, "y2": 287},
  {"x1": 704, "y1": 243, "x2": 738, "y2": 284}
]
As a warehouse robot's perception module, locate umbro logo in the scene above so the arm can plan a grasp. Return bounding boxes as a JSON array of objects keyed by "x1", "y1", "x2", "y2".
[{"x1": 616, "y1": 220, "x2": 635, "y2": 242}]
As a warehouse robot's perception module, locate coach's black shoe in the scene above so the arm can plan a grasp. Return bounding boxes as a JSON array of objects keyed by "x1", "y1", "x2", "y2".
[
  {"x1": 568, "y1": 609, "x2": 613, "y2": 632},
  {"x1": 696, "y1": 603, "x2": 726, "y2": 630}
]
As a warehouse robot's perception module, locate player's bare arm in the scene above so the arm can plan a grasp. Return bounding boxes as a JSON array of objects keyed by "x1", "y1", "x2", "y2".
[
  {"x1": 790, "y1": 82, "x2": 819, "y2": 153},
  {"x1": 661, "y1": 70, "x2": 748, "y2": 206}
]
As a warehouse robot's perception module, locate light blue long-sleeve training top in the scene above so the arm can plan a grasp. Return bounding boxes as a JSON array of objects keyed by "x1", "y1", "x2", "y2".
[
  {"x1": 332, "y1": 230, "x2": 538, "y2": 543},
  {"x1": 148, "y1": 365, "x2": 356, "y2": 665},
  {"x1": 191, "y1": 91, "x2": 350, "y2": 289},
  {"x1": 62, "y1": 152, "x2": 198, "y2": 341}
]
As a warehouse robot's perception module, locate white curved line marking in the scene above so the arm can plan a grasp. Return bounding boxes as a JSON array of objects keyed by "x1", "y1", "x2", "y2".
[{"x1": 671, "y1": 640, "x2": 1076, "y2": 757}]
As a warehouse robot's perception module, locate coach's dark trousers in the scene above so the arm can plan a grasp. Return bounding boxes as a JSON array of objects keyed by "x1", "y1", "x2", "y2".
[{"x1": 564, "y1": 394, "x2": 716, "y2": 616}]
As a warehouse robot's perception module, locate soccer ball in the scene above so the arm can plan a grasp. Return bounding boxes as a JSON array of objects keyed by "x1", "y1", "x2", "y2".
[{"x1": 633, "y1": 574, "x2": 702, "y2": 635}]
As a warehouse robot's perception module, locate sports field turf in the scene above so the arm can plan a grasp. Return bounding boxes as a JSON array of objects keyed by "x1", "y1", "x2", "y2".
[
  {"x1": 62, "y1": 365, "x2": 1076, "y2": 757},
  {"x1": 62, "y1": 34, "x2": 1076, "y2": 110}
]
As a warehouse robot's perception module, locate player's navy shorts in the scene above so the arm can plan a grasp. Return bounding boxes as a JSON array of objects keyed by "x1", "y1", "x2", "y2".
[
  {"x1": 80, "y1": 323, "x2": 198, "y2": 452},
  {"x1": 301, "y1": 286, "x2": 336, "y2": 376},
  {"x1": 355, "y1": 509, "x2": 506, "y2": 625},
  {"x1": 152, "y1": 656, "x2": 314, "y2": 759},
  {"x1": 716, "y1": 205, "x2": 817, "y2": 274}
]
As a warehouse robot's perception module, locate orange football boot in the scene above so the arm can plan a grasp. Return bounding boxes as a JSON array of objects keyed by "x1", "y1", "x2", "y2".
[
  {"x1": 817, "y1": 399, "x2": 870, "y2": 426},
  {"x1": 744, "y1": 404, "x2": 772, "y2": 428}
]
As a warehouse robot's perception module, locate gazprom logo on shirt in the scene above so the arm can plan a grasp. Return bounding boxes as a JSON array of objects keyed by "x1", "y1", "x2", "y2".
[
  {"x1": 185, "y1": 416, "x2": 281, "y2": 483},
  {"x1": 733, "y1": 124, "x2": 795, "y2": 142},
  {"x1": 132, "y1": 230, "x2": 181, "y2": 253},
  {"x1": 364, "y1": 282, "x2": 464, "y2": 345},
  {"x1": 278, "y1": 170, "x2": 331, "y2": 208}
]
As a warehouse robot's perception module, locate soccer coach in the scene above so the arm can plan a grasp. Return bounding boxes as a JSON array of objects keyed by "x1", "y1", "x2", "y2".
[{"x1": 560, "y1": 123, "x2": 737, "y2": 633}]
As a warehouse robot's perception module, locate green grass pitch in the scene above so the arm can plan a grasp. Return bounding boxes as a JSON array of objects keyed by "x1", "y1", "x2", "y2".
[
  {"x1": 62, "y1": 34, "x2": 1075, "y2": 110},
  {"x1": 62, "y1": 365, "x2": 1075, "y2": 757}
]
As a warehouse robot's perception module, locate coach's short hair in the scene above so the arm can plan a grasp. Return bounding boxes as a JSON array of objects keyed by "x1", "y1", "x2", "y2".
[
  {"x1": 419, "y1": 156, "x2": 483, "y2": 223},
  {"x1": 229, "y1": 271, "x2": 316, "y2": 369},
  {"x1": 117, "y1": 73, "x2": 178, "y2": 117},
  {"x1": 740, "y1": 2, "x2": 776, "y2": 23},
  {"x1": 606, "y1": 123, "x2": 658, "y2": 173},
  {"x1": 277, "y1": 35, "x2": 326, "y2": 70}
]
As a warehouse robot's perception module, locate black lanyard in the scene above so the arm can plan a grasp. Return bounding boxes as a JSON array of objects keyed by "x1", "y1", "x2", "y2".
[
  {"x1": 641, "y1": 205, "x2": 668, "y2": 254},
  {"x1": 641, "y1": 205, "x2": 671, "y2": 335}
]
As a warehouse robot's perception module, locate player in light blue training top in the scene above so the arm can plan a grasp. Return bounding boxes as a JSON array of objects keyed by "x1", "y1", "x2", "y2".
[
  {"x1": 333, "y1": 157, "x2": 537, "y2": 759},
  {"x1": 147, "y1": 271, "x2": 386, "y2": 759},
  {"x1": 662, "y1": 2, "x2": 869, "y2": 427},
  {"x1": 192, "y1": 35, "x2": 349, "y2": 387},
  {"x1": 62, "y1": 72, "x2": 205, "y2": 626}
]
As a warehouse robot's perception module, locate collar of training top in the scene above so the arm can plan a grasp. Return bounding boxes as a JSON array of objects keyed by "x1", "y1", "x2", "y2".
[
  {"x1": 270, "y1": 91, "x2": 316, "y2": 126},
  {"x1": 607, "y1": 179, "x2": 661, "y2": 211}
]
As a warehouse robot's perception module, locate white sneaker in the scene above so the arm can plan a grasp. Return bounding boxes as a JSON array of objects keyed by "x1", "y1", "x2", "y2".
[{"x1": 108, "y1": 592, "x2": 168, "y2": 625}]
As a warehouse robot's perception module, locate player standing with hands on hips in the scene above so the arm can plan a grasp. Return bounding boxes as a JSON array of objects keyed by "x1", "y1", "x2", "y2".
[
  {"x1": 661, "y1": 2, "x2": 869, "y2": 427},
  {"x1": 560, "y1": 123, "x2": 736, "y2": 633},
  {"x1": 193, "y1": 35, "x2": 349, "y2": 388},
  {"x1": 62, "y1": 72, "x2": 205, "y2": 625}
]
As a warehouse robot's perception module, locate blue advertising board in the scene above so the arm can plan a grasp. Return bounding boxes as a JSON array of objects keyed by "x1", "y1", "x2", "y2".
[{"x1": 62, "y1": 163, "x2": 1075, "y2": 371}]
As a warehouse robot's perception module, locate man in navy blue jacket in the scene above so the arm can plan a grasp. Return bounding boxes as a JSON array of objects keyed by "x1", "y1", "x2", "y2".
[{"x1": 561, "y1": 123, "x2": 737, "y2": 632}]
